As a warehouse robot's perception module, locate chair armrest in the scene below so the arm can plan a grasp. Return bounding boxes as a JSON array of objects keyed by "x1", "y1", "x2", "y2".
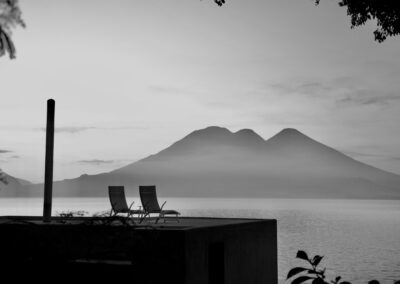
[{"x1": 160, "y1": 201, "x2": 167, "y2": 211}]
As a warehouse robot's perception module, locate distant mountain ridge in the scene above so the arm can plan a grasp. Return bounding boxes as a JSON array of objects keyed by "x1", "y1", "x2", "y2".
[
  {"x1": 4, "y1": 126, "x2": 400, "y2": 199},
  {"x1": 0, "y1": 171, "x2": 32, "y2": 197}
]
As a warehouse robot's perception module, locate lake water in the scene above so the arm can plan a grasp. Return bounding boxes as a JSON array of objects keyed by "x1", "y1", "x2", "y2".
[{"x1": 1, "y1": 197, "x2": 399, "y2": 283}]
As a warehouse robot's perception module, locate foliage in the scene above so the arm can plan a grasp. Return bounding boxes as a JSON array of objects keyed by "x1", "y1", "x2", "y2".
[
  {"x1": 315, "y1": 0, "x2": 400, "y2": 42},
  {"x1": 287, "y1": 250, "x2": 343, "y2": 284},
  {"x1": 55, "y1": 210, "x2": 88, "y2": 224},
  {"x1": 287, "y1": 250, "x2": 399, "y2": 284},
  {"x1": 56, "y1": 210, "x2": 88, "y2": 218},
  {"x1": 55, "y1": 210, "x2": 138, "y2": 226},
  {"x1": 56, "y1": 208, "x2": 150, "y2": 226},
  {"x1": 85, "y1": 210, "x2": 138, "y2": 226},
  {"x1": 0, "y1": 0, "x2": 25, "y2": 59}
]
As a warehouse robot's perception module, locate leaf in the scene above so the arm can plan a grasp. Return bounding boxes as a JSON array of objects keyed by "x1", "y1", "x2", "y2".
[
  {"x1": 312, "y1": 255, "x2": 324, "y2": 267},
  {"x1": 287, "y1": 267, "x2": 309, "y2": 279},
  {"x1": 0, "y1": 28, "x2": 15, "y2": 59},
  {"x1": 312, "y1": 278, "x2": 327, "y2": 284},
  {"x1": 296, "y1": 250, "x2": 309, "y2": 261},
  {"x1": 318, "y1": 268, "x2": 326, "y2": 276},
  {"x1": 333, "y1": 276, "x2": 341, "y2": 284},
  {"x1": 3, "y1": 29, "x2": 16, "y2": 59},
  {"x1": 0, "y1": 29, "x2": 6, "y2": 56},
  {"x1": 214, "y1": 0, "x2": 225, "y2": 6},
  {"x1": 291, "y1": 276, "x2": 314, "y2": 284}
]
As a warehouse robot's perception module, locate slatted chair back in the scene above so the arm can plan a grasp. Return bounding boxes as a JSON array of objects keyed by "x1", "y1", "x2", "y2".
[
  {"x1": 108, "y1": 186, "x2": 129, "y2": 213},
  {"x1": 139, "y1": 185, "x2": 162, "y2": 213}
]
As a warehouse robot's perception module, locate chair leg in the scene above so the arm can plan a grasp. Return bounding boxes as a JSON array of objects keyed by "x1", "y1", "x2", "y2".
[
  {"x1": 159, "y1": 213, "x2": 166, "y2": 224},
  {"x1": 139, "y1": 212, "x2": 147, "y2": 224},
  {"x1": 127, "y1": 213, "x2": 133, "y2": 225}
]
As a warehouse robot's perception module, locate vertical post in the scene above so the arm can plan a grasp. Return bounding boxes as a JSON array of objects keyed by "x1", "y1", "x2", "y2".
[{"x1": 43, "y1": 99, "x2": 55, "y2": 223}]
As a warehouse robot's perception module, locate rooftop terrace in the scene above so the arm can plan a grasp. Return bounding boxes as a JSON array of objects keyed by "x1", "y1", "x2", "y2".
[{"x1": 0, "y1": 216, "x2": 277, "y2": 284}]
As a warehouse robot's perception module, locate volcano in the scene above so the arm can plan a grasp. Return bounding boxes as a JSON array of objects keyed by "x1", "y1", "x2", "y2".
[{"x1": 10, "y1": 126, "x2": 400, "y2": 199}]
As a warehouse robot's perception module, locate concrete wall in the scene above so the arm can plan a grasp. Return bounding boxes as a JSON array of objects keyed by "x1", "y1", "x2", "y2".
[
  {"x1": 184, "y1": 220, "x2": 277, "y2": 284},
  {"x1": 0, "y1": 217, "x2": 277, "y2": 284}
]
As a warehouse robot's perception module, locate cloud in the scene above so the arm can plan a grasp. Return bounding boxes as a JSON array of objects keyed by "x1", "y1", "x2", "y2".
[
  {"x1": 268, "y1": 81, "x2": 333, "y2": 97},
  {"x1": 343, "y1": 150, "x2": 382, "y2": 159},
  {"x1": 77, "y1": 159, "x2": 115, "y2": 165},
  {"x1": 326, "y1": 77, "x2": 400, "y2": 107},
  {"x1": 263, "y1": 78, "x2": 400, "y2": 108},
  {"x1": 337, "y1": 91, "x2": 400, "y2": 107},
  {"x1": 203, "y1": 100, "x2": 240, "y2": 109},
  {"x1": 147, "y1": 84, "x2": 204, "y2": 99},
  {"x1": 103, "y1": 126, "x2": 148, "y2": 131},
  {"x1": 0, "y1": 151, "x2": 19, "y2": 164},
  {"x1": 37, "y1": 126, "x2": 96, "y2": 134},
  {"x1": 343, "y1": 149, "x2": 400, "y2": 162},
  {"x1": 148, "y1": 85, "x2": 186, "y2": 95},
  {"x1": 76, "y1": 159, "x2": 136, "y2": 166},
  {"x1": 54, "y1": 127, "x2": 96, "y2": 134},
  {"x1": 37, "y1": 126, "x2": 147, "y2": 134}
]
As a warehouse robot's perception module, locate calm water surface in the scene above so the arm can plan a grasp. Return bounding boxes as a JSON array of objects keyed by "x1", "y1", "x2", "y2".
[{"x1": 1, "y1": 198, "x2": 399, "y2": 283}]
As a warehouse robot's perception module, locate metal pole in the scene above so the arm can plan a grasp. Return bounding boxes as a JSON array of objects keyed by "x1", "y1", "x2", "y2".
[{"x1": 43, "y1": 99, "x2": 55, "y2": 223}]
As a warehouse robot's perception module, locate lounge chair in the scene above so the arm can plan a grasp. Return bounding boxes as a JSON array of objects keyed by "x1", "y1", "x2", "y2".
[
  {"x1": 139, "y1": 185, "x2": 180, "y2": 223},
  {"x1": 108, "y1": 186, "x2": 143, "y2": 218}
]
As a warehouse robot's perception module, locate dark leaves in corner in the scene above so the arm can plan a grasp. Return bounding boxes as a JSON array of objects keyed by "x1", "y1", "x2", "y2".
[{"x1": 314, "y1": 0, "x2": 400, "y2": 42}]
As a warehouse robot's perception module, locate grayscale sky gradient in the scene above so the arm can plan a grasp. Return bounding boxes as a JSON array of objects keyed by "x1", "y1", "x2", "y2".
[{"x1": 1, "y1": 0, "x2": 400, "y2": 182}]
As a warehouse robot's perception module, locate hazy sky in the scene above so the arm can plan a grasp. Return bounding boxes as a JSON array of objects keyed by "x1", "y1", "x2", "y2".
[{"x1": 1, "y1": 0, "x2": 400, "y2": 182}]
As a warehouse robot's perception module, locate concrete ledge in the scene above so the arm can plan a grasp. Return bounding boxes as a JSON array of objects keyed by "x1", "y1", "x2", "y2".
[{"x1": 0, "y1": 216, "x2": 277, "y2": 284}]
